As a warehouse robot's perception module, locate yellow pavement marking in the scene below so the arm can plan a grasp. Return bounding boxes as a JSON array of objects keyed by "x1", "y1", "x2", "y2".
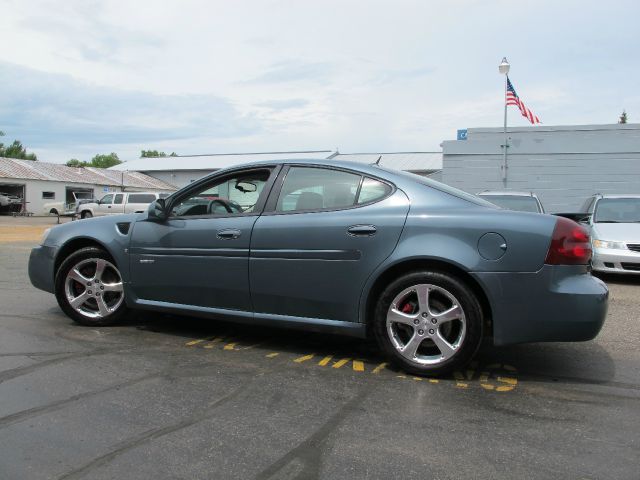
[
  {"x1": 318, "y1": 355, "x2": 333, "y2": 366},
  {"x1": 294, "y1": 354, "x2": 315, "y2": 363},
  {"x1": 352, "y1": 360, "x2": 365, "y2": 372},
  {"x1": 454, "y1": 371, "x2": 469, "y2": 388},
  {"x1": 372, "y1": 362, "x2": 387, "y2": 374},
  {"x1": 396, "y1": 375, "x2": 407, "y2": 379},
  {"x1": 266, "y1": 352, "x2": 280, "y2": 358},
  {"x1": 185, "y1": 339, "x2": 205, "y2": 346},
  {"x1": 204, "y1": 338, "x2": 222, "y2": 349},
  {"x1": 413, "y1": 377, "x2": 422, "y2": 381},
  {"x1": 223, "y1": 342, "x2": 237, "y2": 350},
  {"x1": 497, "y1": 376, "x2": 518, "y2": 385},
  {"x1": 428, "y1": 379, "x2": 439, "y2": 384},
  {"x1": 332, "y1": 358, "x2": 350, "y2": 369}
]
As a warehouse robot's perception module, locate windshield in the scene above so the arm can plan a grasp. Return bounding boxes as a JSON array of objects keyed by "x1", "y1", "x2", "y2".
[
  {"x1": 480, "y1": 195, "x2": 541, "y2": 213},
  {"x1": 594, "y1": 198, "x2": 640, "y2": 223}
]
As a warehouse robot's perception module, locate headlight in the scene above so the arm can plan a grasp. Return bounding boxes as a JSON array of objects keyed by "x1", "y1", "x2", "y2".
[
  {"x1": 593, "y1": 239, "x2": 627, "y2": 250},
  {"x1": 40, "y1": 228, "x2": 51, "y2": 245}
]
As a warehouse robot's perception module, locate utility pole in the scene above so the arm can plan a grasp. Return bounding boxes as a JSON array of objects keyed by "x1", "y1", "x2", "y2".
[{"x1": 498, "y1": 57, "x2": 511, "y2": 185}]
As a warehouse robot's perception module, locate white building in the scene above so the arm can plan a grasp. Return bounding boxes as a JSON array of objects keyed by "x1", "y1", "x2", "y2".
[
  {"x1": 0, "y1": 157, "x2": 175, "y2": 215},
  {"x1": 442, "y1": 123, "x2": 640, "y2": 212},
  {"x1": 110, "y1": 150, "x2": 443, "y2": 188}
]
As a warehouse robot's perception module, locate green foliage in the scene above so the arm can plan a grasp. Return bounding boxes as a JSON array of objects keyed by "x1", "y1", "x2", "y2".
[
  {"x1": 66, "y1": 153, "x2": 121, "y2": 168},
  {"x1": 90, "y1": 152, "x2": 121, "y2": 168},
  {"x1": 141, "y1": 150, "x2": 178, "y2": 157},
  {"x1": 0, "y1": 139, "x2": 37, "y2": 160},
  {"x1": 66, "y1": 158, "x2": 88, "y2": 167},
  {"x1": 619, "y1": 110, "x2": 628, "y2": 124}
]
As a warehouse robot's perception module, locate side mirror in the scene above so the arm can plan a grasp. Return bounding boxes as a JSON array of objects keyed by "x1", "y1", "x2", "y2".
[
  {"x1": 235, "y1": 181, "x2": 257, "y2": 193},
  {"x1": 147, "y1": 198, "x2": 168, "y2": 221}
]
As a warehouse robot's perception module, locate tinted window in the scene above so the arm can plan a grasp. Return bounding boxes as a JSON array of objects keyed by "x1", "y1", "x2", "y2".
[
  {"x1": 100, "y1": 194, "x2": 113, "y2": 204},
  {"x1": 113, "y1": 194, "x2": 124, "y2": 204},
  {"x1": 127, "y1": 194, "x2": 156, "y2": 204},
  {"x1": 42, "y1": 191, "x2": 55, "y2": 199},
  {"x1": 171, "y1": 169, "x2": 271, "y2": 217},
  {"x1": 481, "y1": 195, "x2": 541, "y2": 213},
  {"x1": 357, "y1": 177, "x2": 391, "y2": 204},
  {"x1": 594, "y1": 198, "x2": 640, "y2": 223},
  {"x1": 277, "y1": 167, "x2": 361, "y2": 212}
]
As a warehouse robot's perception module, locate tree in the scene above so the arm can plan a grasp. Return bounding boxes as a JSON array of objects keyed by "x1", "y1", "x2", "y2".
[
  {"x1": 619, "y1": 110, "x2": 628, "y2": 124},
  {"x1": 66, "y1": 158, "x2": 88, "y2": 167},
  {"x1": 66, "y1": 153, "x2": 121, "y2": 168},
  {"x1": 0, "y1": 139, "x2": 37, "y2": 160},
  {"x1": 141, "y1": 149, "x2": 178, "y2": 157},
  {"x1": 90, "y1": 152, "x2": 121, "y2": 168}
]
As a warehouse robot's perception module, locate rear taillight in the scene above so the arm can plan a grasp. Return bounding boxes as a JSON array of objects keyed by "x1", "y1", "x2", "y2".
[{"x1": 545, "y1": 217, "x2": 592, "y2": 265}]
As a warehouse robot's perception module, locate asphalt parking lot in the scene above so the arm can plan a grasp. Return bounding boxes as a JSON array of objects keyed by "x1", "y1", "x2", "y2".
[{"x1": 1, "y1": 221, "x2": 639, "y2": 479}]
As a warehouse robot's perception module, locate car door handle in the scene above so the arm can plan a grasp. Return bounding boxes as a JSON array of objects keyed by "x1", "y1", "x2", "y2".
[
  {"x1": 347, "y1": 225, "x2": 377, "y2": 236},
  {"x1": 217, "y1": 228, "x2": 242, "y2": 240},
  {"x1": 107, "y1": 205, "x2": 112, "y2": 208}
]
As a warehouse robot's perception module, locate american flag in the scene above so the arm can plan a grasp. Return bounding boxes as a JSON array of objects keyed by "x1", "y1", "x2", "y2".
[{"x1": 506, "y1": 77, "x2": 541, "y2": 124}]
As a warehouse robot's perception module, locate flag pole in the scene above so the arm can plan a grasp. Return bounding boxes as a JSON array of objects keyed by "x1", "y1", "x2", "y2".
[
  {"x1": 503, "y1": 74, "x2": 508, "y2": 184},
  {"x1": 498, "y1": 57, "x2": 511, "y2": 185}
]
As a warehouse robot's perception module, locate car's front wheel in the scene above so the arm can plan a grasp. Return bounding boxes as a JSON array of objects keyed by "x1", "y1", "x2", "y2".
[
  {"x1": 54, "y1": 247, "x2": 128, "y2": 326},
  {"x1": 81, "y1": 211, "x2": 93, "y2": 219},
  {"x1": 373, "y1": 271, "x2": 483, "y2": 376}
]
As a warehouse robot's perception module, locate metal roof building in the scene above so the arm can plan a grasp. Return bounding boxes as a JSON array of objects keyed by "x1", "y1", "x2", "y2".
[
  {"x1": 0, "y1": 157, "x2": 175, "y2": 216},
  {"x1": 110, "y1": 150, "x2": 443, "y2": 188}
]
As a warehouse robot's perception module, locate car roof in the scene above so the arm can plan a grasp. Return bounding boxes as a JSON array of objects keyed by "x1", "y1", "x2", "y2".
[
  {"x1": 593, "y1": 193, "x2": 640, "y2": 199},
  {"x1": 477, "y1": 190, "x2": 537, "y2": 197}
]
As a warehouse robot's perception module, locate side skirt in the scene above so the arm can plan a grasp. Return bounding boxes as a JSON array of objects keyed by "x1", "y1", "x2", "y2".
[{"x1": 132, "y1": 298, "x2": 367, "y2": 338}]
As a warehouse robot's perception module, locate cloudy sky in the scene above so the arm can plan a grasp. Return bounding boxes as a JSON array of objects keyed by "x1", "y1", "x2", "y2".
[{"x1": 1, "y1": 0, "x2": 638, "y2": 163}]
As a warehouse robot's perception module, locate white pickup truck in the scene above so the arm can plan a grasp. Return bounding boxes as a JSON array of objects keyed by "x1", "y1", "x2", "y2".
[
  {"x1": 77, "y1": 191, "x2": 171, "y2": 219},
  {"x1": 44, "y1": 191, "x2": 95, "y2": 217}
]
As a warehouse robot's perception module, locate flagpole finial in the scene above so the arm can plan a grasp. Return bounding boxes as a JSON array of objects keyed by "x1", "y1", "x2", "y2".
[{"x1": 499, "y1": 57, "x2": 510, "y2": 75}]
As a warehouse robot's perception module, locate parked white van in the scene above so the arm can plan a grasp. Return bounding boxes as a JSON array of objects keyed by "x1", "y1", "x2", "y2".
[{"x1": 77, "y1": 192, "x2": 171, "y2": 219}]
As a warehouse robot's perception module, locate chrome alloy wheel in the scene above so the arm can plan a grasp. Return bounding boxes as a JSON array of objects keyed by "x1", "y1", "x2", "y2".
[
  {"x1": 64, "y1": 258, "x2": 124, "y2": 319},
  {"x1": 386, "y1": 284, "x2": 466, "y2": 365}
]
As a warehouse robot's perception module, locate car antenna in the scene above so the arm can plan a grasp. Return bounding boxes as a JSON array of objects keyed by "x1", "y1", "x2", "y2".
[{"x1": 372, "y1": 155, "x2": 382, "y2": 166}]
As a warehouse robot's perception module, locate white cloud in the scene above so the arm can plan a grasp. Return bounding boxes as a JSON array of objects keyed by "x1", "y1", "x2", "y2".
[{"x1": 0, "y1": 0, "x2": 639, "y2": 162}]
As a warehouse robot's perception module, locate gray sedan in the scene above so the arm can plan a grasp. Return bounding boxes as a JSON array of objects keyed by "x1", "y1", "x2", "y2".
[{"x1": 28, "y1": 159, "x2": 608, "y2": 376}]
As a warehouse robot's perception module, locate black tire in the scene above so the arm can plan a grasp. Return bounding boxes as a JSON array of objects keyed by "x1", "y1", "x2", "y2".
[
  {"x1": 373, "y1": 270, "x2": 483, "y2": 377},
  {"x1": 49, "y1": 209, "x2": 58, "y2": 216},
  {"x1": 54, "y1": 247, "x2": 128, "y2": 326},
  {"x1": 81, "y1": 211, "x2": 93, "y2": 219}
]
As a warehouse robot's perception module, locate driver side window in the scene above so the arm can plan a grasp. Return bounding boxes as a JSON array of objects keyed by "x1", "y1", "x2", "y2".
[{"x1": 170, "y1": 169, "x2": 272, "y2": 217}]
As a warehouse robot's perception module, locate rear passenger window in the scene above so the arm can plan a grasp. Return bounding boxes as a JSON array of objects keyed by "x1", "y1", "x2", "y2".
[
  {"x1": 113, "y1": 194, "x2": 124, "y2": 204},
  {"x1": 277, "y1": 167, "x2": 361, "y2": 212},
  {"x1": 357, "y1": 177, "x2": 392, "y2": 204},
  {"x1": 128, "y1": 194, "x2": 156, "y2": 203}
]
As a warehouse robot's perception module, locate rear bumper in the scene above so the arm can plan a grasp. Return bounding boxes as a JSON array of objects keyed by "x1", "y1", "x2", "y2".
[
  {"x1": 592, "y1": 247, "x2": 640, "y2": 274},
  {"x1": 472, "y1": 265, "x2": 608, "y2": 346},
  {"x1": 28, "y1": 245, "x2": 58, "y2": 294}
]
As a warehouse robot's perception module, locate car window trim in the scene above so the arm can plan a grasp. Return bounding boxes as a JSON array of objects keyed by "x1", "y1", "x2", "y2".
[
  {"x1": 262, "y1": 164, "x2": 396, "y2": 216},
  {"x1": 167, "y1": 165, "x2": 281, "y2": 220}
]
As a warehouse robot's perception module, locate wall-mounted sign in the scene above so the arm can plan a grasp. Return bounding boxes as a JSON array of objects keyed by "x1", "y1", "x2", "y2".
[{"x1": 457, "y1": 129, "x2": 468, "y2": 140}]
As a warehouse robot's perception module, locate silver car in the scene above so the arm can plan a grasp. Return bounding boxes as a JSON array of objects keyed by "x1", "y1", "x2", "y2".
[
  {"x1": 579, "y1": 194, "x2": 640, "y2": 274},
  {"x1": 477, "y1": 191, "x2": 544, "y2": 213}
]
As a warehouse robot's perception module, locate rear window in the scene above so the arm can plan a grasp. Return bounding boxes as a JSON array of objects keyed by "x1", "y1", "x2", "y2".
[
  {"x1": 480, "y1": 195, "x2": 541, "y2": 213},
  {"x1": 357, "y1": 178, "x2": 392, "y2": 204},
  {"x1": 127, "y1": 194, "x2": 156, "y2": 204}
]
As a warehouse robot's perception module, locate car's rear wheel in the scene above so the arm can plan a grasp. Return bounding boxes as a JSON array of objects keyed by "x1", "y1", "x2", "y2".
[
  {"x1": 373, "y1": 271, "x2": 483, "y2": 376},
  {"x1": 54, "y1": 247, "x2": 127, "y2": 326},
  {"x1": 81, "y1": 211, "x2": 93, "y2": 219}
]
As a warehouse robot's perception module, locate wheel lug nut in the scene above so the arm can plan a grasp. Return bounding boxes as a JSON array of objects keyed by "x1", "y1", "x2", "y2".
[
  {"x1": 429, "y1": 329, "x2": 435, "y2": 335},
  {"x1": 413, "y1": 319, "x2": 419, "y2": 325},
  {"x1": 87, "y1": 282, "x2": 91, "y2": 286},
  {"x1": 100, "y1": 286, "x2": 104, "y2": 290},
  {"x1": 422, "y1": 312, "x2": 427, "y2": 318},
  {"x1": 431, "y1": 318, "x2": 437, "y2": 324},
  {"x1": 418, "y1": 329, "x2": 424, "y2": 335},
  {"x1": 87, "y1": 290, "x2": 92, "y2": 294},
  {"x1": 96, "y1": 292, "x2": 100, "y2": 296}
]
